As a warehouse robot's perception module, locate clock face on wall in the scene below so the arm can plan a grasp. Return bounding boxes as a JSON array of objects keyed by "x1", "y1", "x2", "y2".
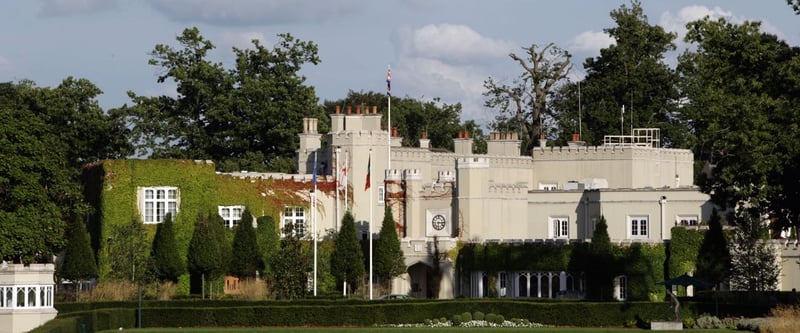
[{"x1": 431, "y1": 214, "x2": 446, "y2": 231}]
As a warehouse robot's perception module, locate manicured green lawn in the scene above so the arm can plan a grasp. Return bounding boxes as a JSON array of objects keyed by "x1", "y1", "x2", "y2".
[{"x1": 99, "y1": 327, "x2": 738, "y2": 333}]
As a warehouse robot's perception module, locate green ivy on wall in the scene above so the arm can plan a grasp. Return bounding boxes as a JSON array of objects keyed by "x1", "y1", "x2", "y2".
[
  {"x1": 456, "y1": 241, "x2": 668, "y2": 301},
  {"x1": 668, "y1": 227, "x2": 704, "y2": 278},
  {"x1": 83, "y1": 159, "x2": 313, "y2": 295}
]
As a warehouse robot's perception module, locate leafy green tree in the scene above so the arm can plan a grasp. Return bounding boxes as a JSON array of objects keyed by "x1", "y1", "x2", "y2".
[
  {"x1": 678, "y1": 17, "x2": 800, "y2": 221},
  {"x1": 57, "y1": 219, "x2": 98, "y2": 294},
  {"x1": 148, "y1": 213, "x2": 185, "y2": 283},
  {"x1": 120, "y1": 27, "x2": 322, "y2": 172},
  {"x1": 729, "y1": 210, "x2": 780, "y2": 291},
  {"x1": 587, "y1": 216, "x2": 615, "y2": 300},
  {"x1": 461, "y1": 120, "x2": 488, "y2": 154},
  {"x1": 256, "y1": 215, "x2": 280, "y2": 280},
  {"x1": 108, "y1": 218, "x2": 150, "y2": 282},
  {"x1": 695, "y1": 209, "x2": 730, "y2": 288},
  {"x1": 484, "y1": 42, "x2": 572, "y2": 153},
  {"x1": 272, "y1": 222, "x2": 311, "y2": 299},
  {"x1": 187, "y1": 213, "x2": 224, "y2": 298},
  {"x1": 374, "y1": 206, "x2": 406, "y2": 292},
  {"x1": 330, "y1": 211, "x2": 366, "y2": 294},
  {"x1": 230, "y1": 208, "x2": 264, "y2": 279},
  {"x1": 552, "y1": 1, "x2": 682, "y2": 147},
  {"x1": 789, "y1": 0, "x2": 800, "y2": 14},
  {"x1": 0, "y1": 79, "x2": 129, "y2": 263},
  {"x1": 324, "y1": 91, "x2": 465, "y2": 151}
]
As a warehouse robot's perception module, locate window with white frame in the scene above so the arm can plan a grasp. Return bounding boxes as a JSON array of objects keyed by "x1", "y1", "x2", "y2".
[
  {"x1": 550, "y1": 217, "x2": 569, "y2": 238},
  {"x1": 378, "y1": 185, "x2": 385, "y2": 204},
  {"x1": 139, "y1": 187, "x2": 178, "y2": 224},
  {"x1": 283, "y1": 206, "x2": 306, "y2": 237},
  {"x1": 628, "y1": 215, "x2": 649, "y2": 238},
  {"x1": 218, "y1": 205, "x2": 245, "y2": 228},
  {"x1": 614, "y1": 275, "x2": 628, "y2": 301},
  {"x1": 539, "y1": 182, "x2": 557, "y2": 191},
  {"x1": 677, "y1": 215, "x2": 698, "y2": 226}
]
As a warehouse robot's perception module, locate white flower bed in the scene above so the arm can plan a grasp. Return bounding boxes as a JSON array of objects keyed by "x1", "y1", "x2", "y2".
[{"x1": 384, "y1": 319, "x2": 548, "y2": 328}]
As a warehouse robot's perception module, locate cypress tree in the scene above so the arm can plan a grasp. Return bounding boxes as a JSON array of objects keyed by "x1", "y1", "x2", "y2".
[
  {"x1": 331, "y1": 211, "x2": 365, "y2": 294},
  {"x1": 695, "y1": 208, "x2": 731, "y2": 289},
  {"x1": 272, "y1": 222, "x2": 311, "y2": 299},
  {"x1": 587, "y1": 215, "x2": 614, "y2": 300},
  {"x1": 256, "y1": 215, "x2": 280, "y2": 280},
  {"x1": 187, "y1": 213, "x2": 222, "y2": 298},
  {"x1": 150, "y1": 213, "x2": 185, "y2": 283},
  {"x1": 230, "y1": 208, "x2": 264, "y2": 279},
  {"x1": 208, "y1": 211, "x2": 232, "y2": 278},
  {"x1": 374, "y1": 206, "x2": 406, "y2": 292},
  {"x1": 58, "y1": 219, "x2": 98, "y2": 295}
]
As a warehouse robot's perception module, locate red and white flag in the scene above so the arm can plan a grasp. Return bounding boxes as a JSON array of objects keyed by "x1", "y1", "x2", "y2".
[
  {"x1": 364, "y1": 155, "x2": 371, "y2": 191},
  {"x1": 338, "y1": 153, "x2": 348, "y2": 191}
]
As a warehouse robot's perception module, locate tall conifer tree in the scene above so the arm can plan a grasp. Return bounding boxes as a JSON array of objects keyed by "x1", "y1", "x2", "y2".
[
  {"x1": 230, "y1": 208, "x2": 264, "y2": 279},
  {"x1": 374, "y1": 206, "x2": 406, "y2": 292},
  {"x1": 58, "y1": 219, "x2": 98, "y2": 294},
  {"x1": 150, "y1": 213, "x2": 185, "y2": 283},
  {"x1": 331, "y1": 211, "x2": 365, "y2": 294}
]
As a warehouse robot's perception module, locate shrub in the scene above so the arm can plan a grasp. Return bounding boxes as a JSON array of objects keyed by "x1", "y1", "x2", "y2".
[
  {"x1": 461, "y1": 311, "x2": 472, "y2": 321},
  {"x1": 760, "y1": 304, "x2": 800, "y2": 333},
  {"x1": 237, "y1": 279, "x2": 267, "y2": 300},
  {"x1": 473, "y1": 311, "x2": 485, "y2": 321},
  {"x1": 82, "y1": 280, "x2": 138, "y2": 301},
  {"x1": 451, "y1": 314, "x2": 463, "y2": 326},
  {"x1": 156, "y1": 281, "x2": 177, "y2": 300},
  {"x1": 492, "y1": 314, "x2": 505, "y2": 324},
  {"x1": 485, "y1": 313, "x2": 496, "y2": 323},
  {"x1": 737, "y1": 317, "x2": 767, "y2": 332},
  {"x1": 694, "y1": 315, "x2": 723, "y2": 329}
]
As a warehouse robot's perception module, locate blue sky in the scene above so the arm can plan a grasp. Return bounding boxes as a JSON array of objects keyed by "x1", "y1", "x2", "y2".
[{"x1": 2, "y1": 0, "x2": 798, "y2": 125}]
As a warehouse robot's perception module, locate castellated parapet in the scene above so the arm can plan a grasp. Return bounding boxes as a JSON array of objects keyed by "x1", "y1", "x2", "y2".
[
  {"x1": 437, "y1": 170, "x2": 455, "y2": 183},
  {"x1": 457, "y1": 157, "x2": 490, "y2": 169},
  {"x1": 403, "y1": 169, "x2": 422, "y2": 181},
  {"x1": 385, "y1": 169, "x2": 402, "y2": 182}
]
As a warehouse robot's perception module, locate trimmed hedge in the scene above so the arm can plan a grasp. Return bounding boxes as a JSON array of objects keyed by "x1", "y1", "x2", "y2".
[{"x1": 37, "y1": 299, "x2": 769, "y2": 332}]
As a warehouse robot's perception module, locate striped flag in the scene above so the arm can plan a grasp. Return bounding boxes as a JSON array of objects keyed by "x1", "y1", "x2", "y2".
[
  {"x1": 364, "y1": 155, "x2": 371, "y2": 191},
  {"x1": 386, "y1": 66, "x2": 391, "y2": 96}
]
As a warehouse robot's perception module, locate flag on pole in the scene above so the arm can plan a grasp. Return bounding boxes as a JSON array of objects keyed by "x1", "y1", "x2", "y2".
[
  {"x1": 386, "y1": 67, "x2": 391, "y2": 97},
  {"x1": 338, "y1": 155, "x2": 348, "y2": 191},
  {"x1": 364, "y1": 155, "x2": 371, "y2": 191}
]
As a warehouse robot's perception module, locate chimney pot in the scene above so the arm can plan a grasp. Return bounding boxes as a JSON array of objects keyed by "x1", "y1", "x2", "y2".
[
  {"x1": 421, "y1": 131, "x2": 427, "y2": 139},
  {"x1": 465, "y1": 131, "x2": 470, "y2": 139},
  {"x1": 356, "y1": 106, "x2": 361, "y2": 114},
  {"x1": 335, "y1": 105, "x2": 341, "y2": 114},
  {"x1": 347, "y1": 106, "x2": 352, "y2": 115},
  {"x1": 572, "y1": 133, "x2": 580, "y2": 141},
  {"x1": 373, "y1": 105, "x2": 377, "y2": 114}
]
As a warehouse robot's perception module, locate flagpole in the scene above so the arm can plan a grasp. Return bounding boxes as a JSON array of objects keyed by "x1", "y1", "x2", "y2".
[
  {"x1": 368, "y1": 149, "x2": 374, "y2": 300},
  {"x1": 387, "y1": 65, "x2": 392, "y2": 171},
  {"x1": 335, "y1": 147, "x2": 340, "y2": 230},
  {"x1": 313, "y1": 151, "x2": 318, "y2": 297}
]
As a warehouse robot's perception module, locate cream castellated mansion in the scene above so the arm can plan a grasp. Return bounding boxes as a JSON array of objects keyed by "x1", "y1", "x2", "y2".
[{"x1": 289, "y1": 105, "x2": 725, "y2": 299}]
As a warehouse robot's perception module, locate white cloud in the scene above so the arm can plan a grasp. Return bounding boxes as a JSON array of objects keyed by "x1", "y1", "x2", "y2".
[
  {"x1": 391, "y1": 24, "x2": 520, "y2": 125},
  {"x1": 38, "y1": 0, "x2": 116, "y2": 17},
  {"x1": 148, "y1": 0, "x2": 365, "y2": 26},
  {"x1": 659, "y1": 5, "x2": 735, "y2": 40},
  {"x1": 569, "y1": 30, "x2": 614, "y2": 54},
  {"x1": 398, "y1": 24, "x2": 516, "y2": 65}
]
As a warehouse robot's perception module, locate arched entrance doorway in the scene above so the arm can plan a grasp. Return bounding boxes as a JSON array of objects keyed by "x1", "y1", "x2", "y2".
[{"x1": 407, "y1": 262, "x2": 435, "y2": 298}]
